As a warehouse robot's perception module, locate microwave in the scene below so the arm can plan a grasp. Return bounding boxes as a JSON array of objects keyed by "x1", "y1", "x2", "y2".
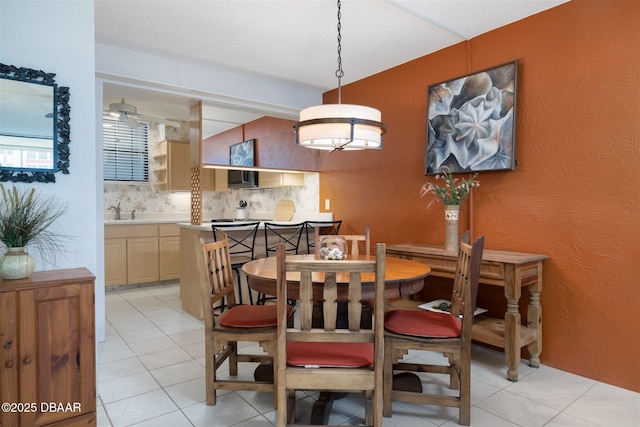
[{"x1": 227, "y1": 169, "x2": 259, "y2": 189}]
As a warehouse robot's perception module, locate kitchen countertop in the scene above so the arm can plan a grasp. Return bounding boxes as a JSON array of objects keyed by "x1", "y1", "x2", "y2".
[
  {"x1": 177, "y1": 219, "x2": 299, "y2": 231},
  {"x1": 104, "y1": 219, "x2": 188, "y2": 225},
  {"x1": 104, "y1": 212, "x2": 334, "y2": 227}
]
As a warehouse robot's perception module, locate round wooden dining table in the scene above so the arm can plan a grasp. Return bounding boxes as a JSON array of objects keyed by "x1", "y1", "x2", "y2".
[{"x1": 242, "y1": 254, "x2": 432, "y2": 301}]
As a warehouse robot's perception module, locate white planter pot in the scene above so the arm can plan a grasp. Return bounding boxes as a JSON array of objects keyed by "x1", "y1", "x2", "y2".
[{"x1": 0, "y1": 247, "x2": 35, "y2": 280}]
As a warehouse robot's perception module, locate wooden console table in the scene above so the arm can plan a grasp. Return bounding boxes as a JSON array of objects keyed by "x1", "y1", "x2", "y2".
[{"x1": 386, "y1": 244, "x2": 547, "y2": 381}]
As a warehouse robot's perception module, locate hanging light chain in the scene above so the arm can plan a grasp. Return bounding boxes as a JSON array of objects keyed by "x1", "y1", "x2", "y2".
[
  {"x1": 335, "y1": 0, "x2": 344, "y2": 104},
  {"x1": 292, "y1": 0, "x2": 386, "y2": 151}
]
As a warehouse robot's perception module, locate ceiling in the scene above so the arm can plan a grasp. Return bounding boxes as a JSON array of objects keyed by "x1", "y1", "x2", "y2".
[{"x1": 96, "y1": 0, "x2": 568, "y2": 138}]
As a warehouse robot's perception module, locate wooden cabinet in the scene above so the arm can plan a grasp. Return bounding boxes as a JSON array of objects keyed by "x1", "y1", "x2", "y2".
[
  {"x1": 127, "y1": 237, "x2": 159, "y2": 284},
  {"x1": 154, "y1": 139, "x2": 188, "y2": 191},
  {"x1": 154, "y1": 140, "x2": 216, "y2": 192},
  {"x1": 0, "y1": 268, "x2": 96, "y2": 427},
  {"x1": 386, "y1": 244, "x2": 547, "y2": 381},
  {"x1": 211, "y1": 169, "x2": 228, "y2": 191},
  {"x1": 258, "y1": 171, "x2": 304, "y2": 188},
  {"x1": 159, "y1": 224, "x2": 180, "y2": 281},
  {"x1": 104, "y1": 238, "x2": 126, "y2": 286},
  {"x1": 179, "y1": 226, "x2": 206, "y2": 320},
  {"x1": 105, "y1": 223, "x2": 181, "y2": 286}
]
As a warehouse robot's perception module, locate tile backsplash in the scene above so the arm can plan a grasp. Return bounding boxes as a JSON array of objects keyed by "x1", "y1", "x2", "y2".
[{"x1": 104, "y1": 122, "x2": 319, "y2": 219}]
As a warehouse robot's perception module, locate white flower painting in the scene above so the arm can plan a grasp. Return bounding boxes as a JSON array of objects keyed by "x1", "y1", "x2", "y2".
[{"x1": 426, "y1": 61, "x2": 518, "y2": 174}]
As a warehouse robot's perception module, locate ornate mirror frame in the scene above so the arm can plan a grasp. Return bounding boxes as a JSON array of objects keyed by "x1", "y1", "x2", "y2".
[{"x1": 0, "y1": 63, "x2": 70, "y2": 183}]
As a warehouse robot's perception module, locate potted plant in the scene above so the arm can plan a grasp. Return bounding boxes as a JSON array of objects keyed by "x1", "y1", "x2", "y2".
[{"x1": 0, "y1": 184, "x2": 68, "y2": 280}]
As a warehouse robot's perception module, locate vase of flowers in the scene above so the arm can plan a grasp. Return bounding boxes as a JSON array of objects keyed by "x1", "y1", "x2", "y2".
[
  {"x1": 420, "y1": 166, "x2": 479, "y2": 252},
  {"x1": 0, "y1": 185, "x2": 68, "y2": 280}
]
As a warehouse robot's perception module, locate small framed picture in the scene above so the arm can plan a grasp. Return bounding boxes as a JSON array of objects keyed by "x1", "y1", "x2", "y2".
[
  {"x1": 426, "y1": 61, "x2": 518, "y2": 174},
  {"x1": 230, "y1": 139, "x2": 255, "y2": 166}
]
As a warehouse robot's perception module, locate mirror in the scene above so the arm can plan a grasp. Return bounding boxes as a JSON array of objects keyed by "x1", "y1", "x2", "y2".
[{"x1": 0, "y1": 63, "x2": 70, "y2": 183}]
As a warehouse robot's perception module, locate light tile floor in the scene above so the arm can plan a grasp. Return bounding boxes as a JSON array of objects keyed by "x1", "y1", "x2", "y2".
[{"x1": 97, "y1": 282, "x2": 640, "y2": 427}]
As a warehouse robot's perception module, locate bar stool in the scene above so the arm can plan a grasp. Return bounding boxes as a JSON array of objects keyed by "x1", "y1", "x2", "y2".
[{"x1": 211, "y1": 221, "x2": 260, "y2": 305}]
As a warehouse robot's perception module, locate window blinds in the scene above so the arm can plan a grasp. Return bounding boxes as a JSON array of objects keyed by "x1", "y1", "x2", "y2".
[{"x1": 103, "y1": 117, "x2": 149, "y2": 182}]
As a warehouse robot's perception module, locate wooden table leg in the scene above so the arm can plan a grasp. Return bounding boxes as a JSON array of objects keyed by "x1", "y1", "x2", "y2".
[
  {"x1": 392, "y1": 372, "x2": 422, "y2": 392},
  {"x1": 310, "y1": 392, "x2": 339, "y2": 425},
  {"x1": 527, "y1": 262, "x2": 543, "y2": 367},
  {"x1": 504, "y1": 265, "x2": 521, "y2": 381},
  {"x1": 253, "y1": 361, "x2": 274, "y2": 382},
  {"x1": 308, "y1": 374, "x2": 422, "y2": 425}
]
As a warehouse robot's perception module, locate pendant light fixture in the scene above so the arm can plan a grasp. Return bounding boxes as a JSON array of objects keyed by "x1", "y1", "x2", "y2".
[{"x1": 294, "y1": 0, "x2": 387, "y2": 151}]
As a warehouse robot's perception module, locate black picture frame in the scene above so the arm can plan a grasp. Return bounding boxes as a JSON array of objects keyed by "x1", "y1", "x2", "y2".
[
  {"x1": 230, "y1": 139, "x2": 255, "y2": 167},
  {"x1": 425, "y1": 60, "x2": 518, "y2": 175}
]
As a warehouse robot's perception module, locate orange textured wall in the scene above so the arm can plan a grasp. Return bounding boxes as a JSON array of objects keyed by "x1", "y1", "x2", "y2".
[{"x1": 319, "y1": 0, "x2": 639, "y2": 391}]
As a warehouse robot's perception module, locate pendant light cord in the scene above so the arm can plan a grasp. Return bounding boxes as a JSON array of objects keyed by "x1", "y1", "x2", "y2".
[{"x1": 335, "y1": 0, "x2": 343, "y2": 104}]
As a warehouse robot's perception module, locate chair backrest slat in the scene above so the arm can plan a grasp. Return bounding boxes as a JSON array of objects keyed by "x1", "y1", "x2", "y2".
[
  {"x1": 299, "y1": 270, "x2": 314, "y2": 330},
  {"x1": 347, "y1": 272, "x2": 363, "y2": 331},
  {"x1": 321, "y1": 272, "x2": 337, "y2": 331}
]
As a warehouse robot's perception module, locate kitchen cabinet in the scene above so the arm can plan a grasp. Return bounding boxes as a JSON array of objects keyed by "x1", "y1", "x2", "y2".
[
  {"x1": 127, "y1": 237, "x2": 159, "y2": 284},
  {"x1": 212, "y1": 168, "x2": 229, "y2": 191},
  {"x1": 0, "y1": 268, "x2": 96, "y2": 427},
  {"x1": 104, "y1": 238, "x2": 127, "y2": 286},
  {"x1": 258, "y1": 171, "x2": 304, "y2": 188},
  {"x1": 154, "y1": 140, "x2": 217, "y2": 191},
  {"x1": 159, "y1": 224, "x2": 180, "y2": 280},
  {"x1": 105, "y1": 223, "x2": 180, "y2": 286}
]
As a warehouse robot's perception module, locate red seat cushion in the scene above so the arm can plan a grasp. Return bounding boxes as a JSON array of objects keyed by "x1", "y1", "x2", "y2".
[
  {"x1": 287, "y1": 342, "x2": 374, "y2": 367},
  {"x1": 219, "y1": 304, "x2": 292, "y2": 328},
  {"x1": 385, "y1": 309, "x2": 462, "y2": 338}
]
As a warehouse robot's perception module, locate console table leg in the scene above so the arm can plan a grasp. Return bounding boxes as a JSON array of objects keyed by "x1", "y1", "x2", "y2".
[
  {"x1": 504, "y1": 265, "x2": 521, "y2": 381},
  {"x1": 527, "y1": 264, "x2": 543, "y2": 367},
  {"x1": 527, "y1": 293, "x2": 542, "y2": 367},
  {"x1": 505, "y1": 298, "x2": 521, "y2": 381}
]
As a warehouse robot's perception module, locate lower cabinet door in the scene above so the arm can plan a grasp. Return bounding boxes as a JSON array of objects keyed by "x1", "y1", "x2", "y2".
[
  {"x1": 104, "y1": 238, "x2": 127, "y2": 286},
  {"x1": 159, "y1": 236, "x2": 180, "y2": 281},
  {"x1": 17, "y1": 283, "x2": 95, "y2": 426},
  {"x1": 127, "y1": 237, "x2": 159, "y2": 284},
  {"x1": 0, "y1": 292, "x2": 19, "y2": 427}
]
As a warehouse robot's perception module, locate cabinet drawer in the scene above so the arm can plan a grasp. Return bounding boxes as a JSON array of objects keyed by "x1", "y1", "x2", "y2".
[
  {"x1": 159, "y1": 223, "x2": 179, "y2": 237},
  {"x1": 105, "y1": 224, "x2": 158, "y2": 239}
]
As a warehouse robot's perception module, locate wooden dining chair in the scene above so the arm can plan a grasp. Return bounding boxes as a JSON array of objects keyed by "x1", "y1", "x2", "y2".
[
  {"x1": 276, "y1": 242, "x2": 386, "y2": 426},
  {"x1": 193, "y1": 233, "x2": 294, "y2": 406},
  {"x1": 383, "y1": 235, "x2": 485, "y2": 425},
  {"x1": 305, "y1": 220, "x2": 342, "y2": 253},
  {"x1": 211, "y1": 222, "x2": 261, "y2": 305}
]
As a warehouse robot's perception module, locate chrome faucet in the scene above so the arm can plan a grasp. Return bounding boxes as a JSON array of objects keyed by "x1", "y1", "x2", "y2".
[
  {"x1": 131, "y1": 209, "x2": 136, "y2": 220},
  {"x1": 109, "y1": 202, "x2": 121, "y2": 220}
]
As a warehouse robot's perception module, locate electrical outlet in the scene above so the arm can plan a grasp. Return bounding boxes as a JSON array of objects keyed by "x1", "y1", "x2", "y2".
[{"x1": 324, "y1": 199, "x2": 330, "y2": 210}]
